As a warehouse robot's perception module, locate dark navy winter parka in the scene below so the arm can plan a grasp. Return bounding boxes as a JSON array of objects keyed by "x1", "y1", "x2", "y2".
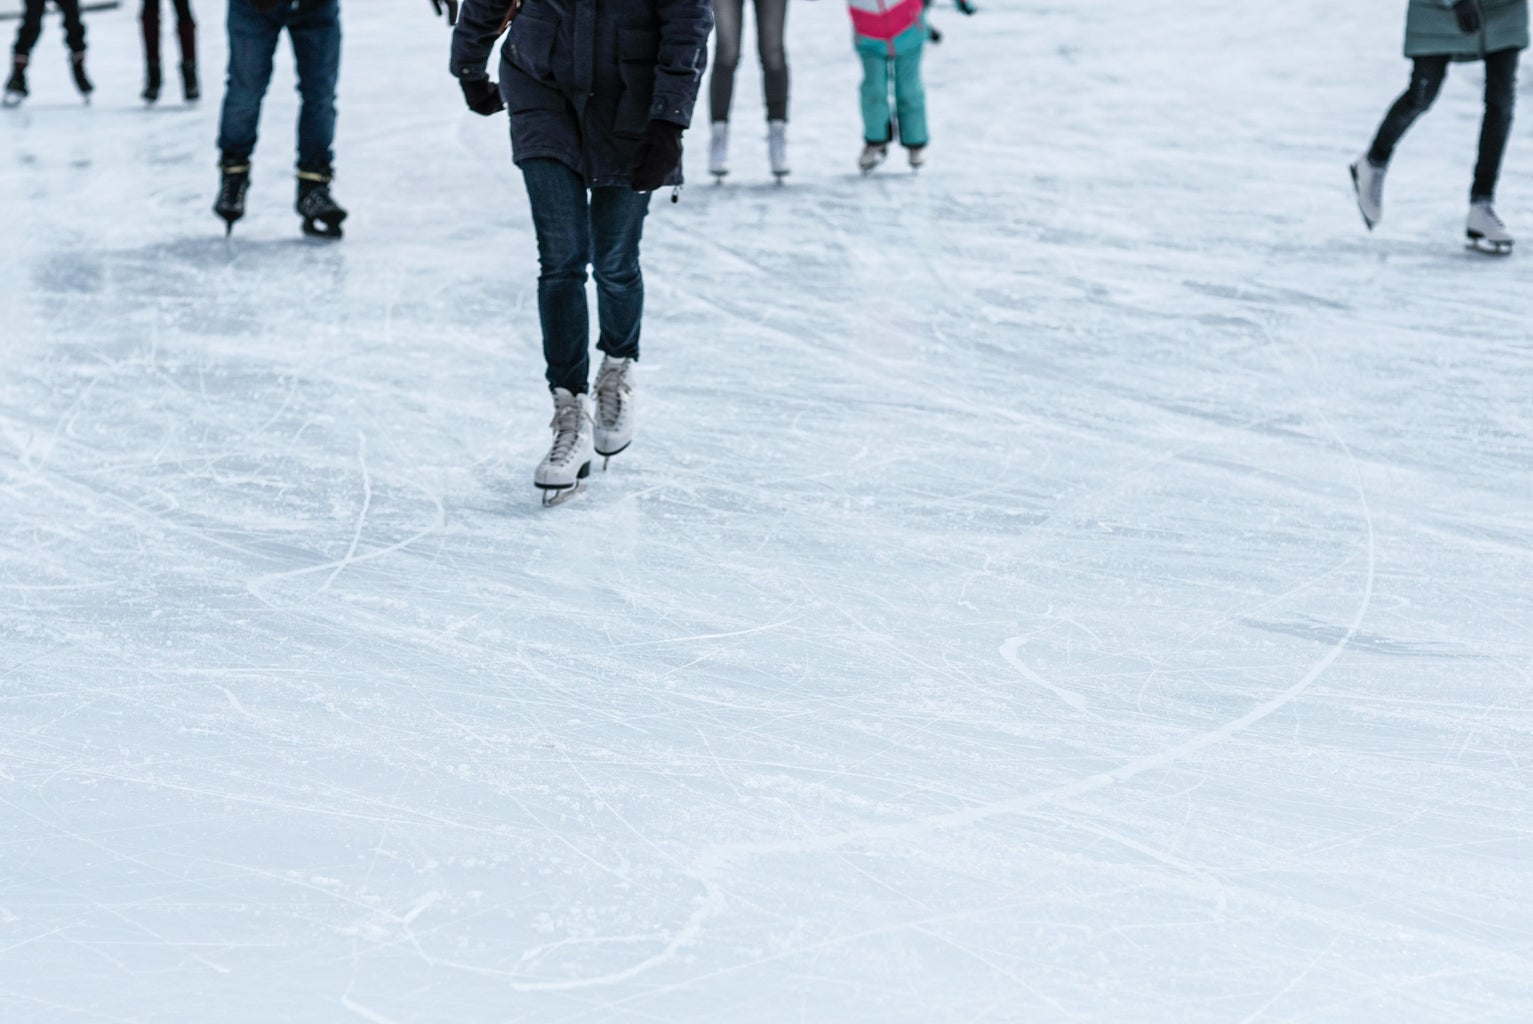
[{"x1": 451, "y1": 0, "x2": 712, "y2": 188}]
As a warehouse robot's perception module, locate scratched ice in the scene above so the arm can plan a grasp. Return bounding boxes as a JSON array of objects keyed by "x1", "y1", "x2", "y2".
[{"x1": 2, "y1": 1, "x2": 1532, "y2": 1021}]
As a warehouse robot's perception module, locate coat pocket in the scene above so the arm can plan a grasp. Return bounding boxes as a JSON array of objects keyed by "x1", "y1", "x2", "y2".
[
  {"x1": 506, "y1": 12, "x2": 558, "y2": 83},
  {"x1": 613, "y1": 28, "x2": 660, "y2": 139}
]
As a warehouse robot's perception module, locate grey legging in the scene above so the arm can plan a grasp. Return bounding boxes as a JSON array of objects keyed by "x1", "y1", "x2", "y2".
[{"x1": 709, "y1": 0, "x2": 788, "y2": 123}]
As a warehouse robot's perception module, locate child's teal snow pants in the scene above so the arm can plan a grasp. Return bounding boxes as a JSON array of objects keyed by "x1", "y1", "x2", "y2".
[{"x1": 856, "y1": 26, "x2": 927, "y2": 147}]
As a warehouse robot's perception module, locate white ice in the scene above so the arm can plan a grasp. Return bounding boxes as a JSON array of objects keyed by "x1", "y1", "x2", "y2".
[{"x1": 3, "y1": 0, "x2": 1532, "y2": 1020}]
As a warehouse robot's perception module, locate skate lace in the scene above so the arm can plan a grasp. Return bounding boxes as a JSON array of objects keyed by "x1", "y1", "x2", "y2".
[
  {"x1": 1479, "y1": 204, "x2": 1505, "y2": 230},
  {"x1": 594, "y1": 361, "x2": 631, "y2": 428},
  {"x1": 548, "y1": 397, "x2": 590, "y2": 464}
]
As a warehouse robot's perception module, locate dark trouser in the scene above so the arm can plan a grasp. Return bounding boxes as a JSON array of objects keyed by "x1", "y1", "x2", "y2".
[
  {"x1": 1369, "y1": 49, "x2": 1519, "y2": 200},
  {"x1": 142, "y1": 0, "x2": 197, "y2": 70},
  {"x1": 216, "y1": 0, "x2": 340, "y2": 172},
  {"x1": 710, "y1": 0, "x2": 789, "y2": 122},
  {"x1": 12, "y1": 0, "x2": 87, "y2": 56},
  {"x1": 520, "y1": 158, "x2": 652, "y2": 395}
]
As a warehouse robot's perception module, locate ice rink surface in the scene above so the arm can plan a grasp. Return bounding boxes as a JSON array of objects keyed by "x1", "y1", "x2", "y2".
[{"x1": 3, "y1": 0, "x2": 1532, "y2": 1020}]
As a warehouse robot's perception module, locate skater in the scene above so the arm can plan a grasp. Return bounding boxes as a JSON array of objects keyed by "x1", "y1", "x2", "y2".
[
  {"x1": 708, "y1": 0, "x2": 791, "y2": 180},
  {"x1": 213, "y1": 0, "x2": 347, "y2": 240},
  {"x1": 4, "y1": 0, "x2": 92, "y2": 108},
  {"x1": 847, "y1": 0, "x2": 973, "y2": 174},
  {"x1": 1350, "y1": 0, "x2": 1529, "y2": 254},
  {"x1": 140, "y1": 0, "x2": 199, "y2": 104},
  {"x1": 450, "y1": 0, "x2": 711, "y2": 505}
]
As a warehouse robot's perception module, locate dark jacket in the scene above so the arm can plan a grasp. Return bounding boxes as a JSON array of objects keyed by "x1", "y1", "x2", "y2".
[{"x1": 451, "y1": 0, "x2": 712, "y2": 188}]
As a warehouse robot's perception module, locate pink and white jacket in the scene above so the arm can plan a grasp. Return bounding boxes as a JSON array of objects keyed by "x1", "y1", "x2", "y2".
[{"x1": 847, "y1": 0, "x2": 924, "y2": 43}]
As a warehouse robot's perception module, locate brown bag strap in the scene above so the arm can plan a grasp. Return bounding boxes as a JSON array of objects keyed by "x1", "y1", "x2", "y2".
[{"x1": 497, "y1": 0, "x2": 523, "y2": 35}]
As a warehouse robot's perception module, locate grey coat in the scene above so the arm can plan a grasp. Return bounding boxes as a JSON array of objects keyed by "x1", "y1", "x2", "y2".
[
  {"x1": 451, "y1": 0, "x2": 712, "y2": 188},
  {"x1": 1405, "y1": 0, "x2": 1529, "y2": 60}
]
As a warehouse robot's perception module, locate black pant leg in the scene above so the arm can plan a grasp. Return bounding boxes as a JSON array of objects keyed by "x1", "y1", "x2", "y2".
[
  {"x1": 13, "y1": 0, "x2": 48, "y2": 57},
  {"x1": 1368, "y1": 56, "x2": 1448, "y2": 165},
  {"x1": 55, "y1": 0, "x2": 87, "y2": 53},
  {"x1": 1472, "y1": 48, "x2": 1519, "y2": 200}
]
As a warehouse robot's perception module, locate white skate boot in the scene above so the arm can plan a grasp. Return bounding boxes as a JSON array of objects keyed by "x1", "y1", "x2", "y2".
[
  {"x1": 1466, "y1": 199, "x2": 1514, "y2": 255},
  {"x1": 709, "y1": 122, "x2": 729, "y2": 180},
  {"x1": 534, "y1": 387, "x2": 594, "y2": 505},
  {"x1": 1349, "y1": 154, "x2": 1386, "y2": 231},
  {"x1": 592, "y1": 355, "x2": 636, "y2": 466},
  {"x1": 907, "y1": 144, "x2": 927, "y2": 171},
  {"x1": 859, "y1": 142, "x2": 888, "y2": 175},
  {"x1": 768, "y1": 120, "x2": 789, "y2": 181}
]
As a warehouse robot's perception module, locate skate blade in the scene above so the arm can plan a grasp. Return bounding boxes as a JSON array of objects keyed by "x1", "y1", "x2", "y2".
[
  {"x1": 594, "y1": 441, "x2": 630, "y2": 470},
  {"x1": 540, "y1": 481, "x2": 587, "y2": 507},
  {"x1": 302, "y1": 219, "x2": 345, "y2": 240},
  {"x1": 1348, "y1": 163, "x2": 1378, "y2": 231},
  {"x1": 1466, "y1": 234, "x2": 1513, "y2": 256},
  {"x1": 537, "y1": 460, "x2": 592, "y2": 506}
]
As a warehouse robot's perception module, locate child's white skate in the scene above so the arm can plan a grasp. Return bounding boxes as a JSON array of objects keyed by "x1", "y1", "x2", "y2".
[
  {"x1": 858, "y1": 142, "x2": 888, "y2": 175},
  {"x1": 592, "y1": 355, "x2": 635, "y2": 467},
  {"x1": 768, "y1": 120, "x2": 789, "y2": 182},
  {"x1": 907, "y1": 145, "x2": 927, "y2": 172},
  {"x1": 709, "y1": 122, "x2": 729, "y2": 181},
  {"x1": 1466, "y1": 199, "x2": 1513, "y2": 256},
  {"x1": 535, "y1": 388, "x2": 594, "y2": 506},
  {"x1": 1349, "y1": 154, "x2": 1386, "y2": 231}
]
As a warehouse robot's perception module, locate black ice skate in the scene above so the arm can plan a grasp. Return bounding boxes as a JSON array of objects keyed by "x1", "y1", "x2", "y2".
[
  {"x1": 69, "y1": 51, "x2": 92, "y2": 103},
  {"x1": 142, "y1": 62, "x2": 162, "y2": 104},
  {"x1": 214, "y1": 162, "x2": 251, "y2": 236},
  {"x1": 296, "y1": 169, "x2": 347, "y2": 240},
  {"x1": 181, "y1": 61, "x2": 199, "y2": 102},
  {"x1": 3, "y1": 55, "x2": 27, "y2": 108}
]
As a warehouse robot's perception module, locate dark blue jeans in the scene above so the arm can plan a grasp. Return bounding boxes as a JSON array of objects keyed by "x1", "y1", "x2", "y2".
[
  {"x1": 216, "y1": 0, "x2": 340, "y2": 172},
  {"x1": 520, "y1": 158, "x2": 652, "y2": 395}
]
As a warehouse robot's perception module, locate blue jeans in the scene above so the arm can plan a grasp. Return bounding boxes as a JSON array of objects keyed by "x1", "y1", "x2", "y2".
[
  {"x1": 216, "y1": 0, "x2": 340, "y2": 172},
  {"x1": 520, "y1": 158, "x2": 652, "y2": 395}
]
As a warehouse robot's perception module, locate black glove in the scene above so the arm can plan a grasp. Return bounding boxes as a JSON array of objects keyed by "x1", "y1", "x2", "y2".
[
  {"x1": 1452, "y1": 0, "x2": 1482, "y2": 33},
  {"x1": 431, "y1": 0, "x2": 460, "y2": 24},
  {"x1": 631, "y1": 120, "x2": 684, "y2": 192},
  {"x1": 954, "y1": 0, "x2": 976, "y2": 13},
  {"x1": 460, "y1": 78, "x2": 505, "y2": 116}
]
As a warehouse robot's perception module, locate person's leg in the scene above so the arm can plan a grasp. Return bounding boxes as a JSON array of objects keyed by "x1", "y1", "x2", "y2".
[
  {"x1": 892, "y1": 37, "x2": 928, "y2": 147},
  {"x1": 754, "y1": 0, "x2": 788, "y2": 122},
  {"x1": 1472, "y1": 48, "x2": 1518, "y2": 200},
  {"x1": 857, "y1": 46, "x2": 892, "y2": 144},
  {"x1": 522, "y1": 158, "x2": 595, "y2": 395},
  {"x1": 55, "y1": 0, "x2": 87, "y2": 54},
  {"x1": 709, "y1": 0, "x2": 743, "y2": 123},
  {"x1": 141, "y1": 0, "x2": 162, "y2": 70},
  {"x1": 216, "y1": 0, "x2": 282, "y2": 162},
  {"x1": 589, "y1": 186, "x2": 653, "y2": 363},
  {"x1": 12, "y1": 0, "x2": 46, "y2": 58},
  {"x1": 287, "y1": 0, "x2": 340, "y2": 173},
  {"x1": 173, "y1": 0, "x2": 197, "y2": 68},
  {"x1": 1368, "y1": 56, "x2": 1448, "y2": 165}
]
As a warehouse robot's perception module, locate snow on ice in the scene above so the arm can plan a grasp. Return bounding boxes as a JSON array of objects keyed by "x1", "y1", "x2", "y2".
[{"x1": 2, "y1": 0, "x2": 1531, "y2": 1021}]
